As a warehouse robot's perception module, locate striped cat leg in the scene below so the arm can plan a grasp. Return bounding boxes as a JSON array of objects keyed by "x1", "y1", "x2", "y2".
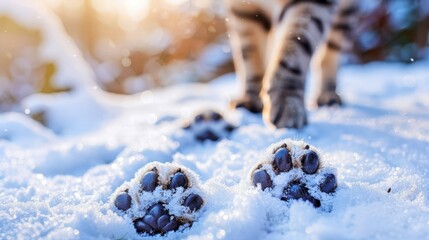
[
  {"x1": 314, "y1": 0, "x2": 358, "y2": 106},
  {"x1": 226, "y1": 1, "x2": 271, "y2": 113},
  {"x1": 262, "y1": 0, "x2": 336, "y2": 128}
]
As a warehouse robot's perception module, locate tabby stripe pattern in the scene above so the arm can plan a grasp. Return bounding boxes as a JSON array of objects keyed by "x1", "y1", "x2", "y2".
[
  {"x1": 279, "y1": 0, "x2": 336, "y2": 22},
  {"x1": 231, "y1": 8, "x2": 272, "y2": 32},
  {"x1": 225, "y1": 0, "x2": 357, "y2": 128}
]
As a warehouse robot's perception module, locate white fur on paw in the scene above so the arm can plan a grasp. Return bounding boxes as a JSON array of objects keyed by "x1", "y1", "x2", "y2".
[
  {"x1": 182, "y1": 110, "x2": 236, "y2": 142},
  {"x1": 111, "y1": 162, "x2": 205, "y2": 236},
  {"x1": 250, "y1": 139, "x2": 338, "y2": 210}
]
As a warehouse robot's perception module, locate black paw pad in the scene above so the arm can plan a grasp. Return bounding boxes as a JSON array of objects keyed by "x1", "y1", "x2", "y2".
[
  {"x1": 251, "y1": 140, "x2": 338, "y2": 209},
  {"x1": 301, "y1": 151, "x2": 319, "y2": 174},
  {"x1": 252, "y1": 168, "x2": 273, "y2": 191},
  {"x1": 140, "y1": 168, "x2": 159, "y2": 192},
  {"x1": 183, "y1": 194, "x2": 204, "y2": 212},
  {"x1": 320, "y1": 173, "x2": 337, "y2": 194},
  {"x1": 196, "y1": 130, "x2": 219, "y2": 142},
  {"x1": 114, "y1": 192, "x2": 132, "y2": 211},
  {"x1": 283, "y1": 182, "x2": 321, "y2": 208},
  {"x1": 133, "y1": 203, "x2": 180, "y2": 234},
  {"x1": 112, "y1": 163, "x2": 205, "y2": 236},
  {"x1": 273, "y1": 147, "x2": 292, "y2": 173},
  {"x1": 182, "y1": 110, "x2": 236, "y2": 142},
  {"x1": 169, "y1": 171, "x2": 189, "y2": 190}
]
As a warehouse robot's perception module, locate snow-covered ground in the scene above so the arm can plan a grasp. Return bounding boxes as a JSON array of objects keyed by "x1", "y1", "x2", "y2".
[
  {"x1": 1, "y1": 1, "x2": 429, "y2": 240},
  {"x1": 1, "y1": 60, "x2": 429, "y2": 239}
]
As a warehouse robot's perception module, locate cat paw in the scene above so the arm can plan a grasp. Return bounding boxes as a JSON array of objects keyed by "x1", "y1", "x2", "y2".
[
  {"x1": 182, "y1": 110, "x2": 236, "y2": 142},
  {"x1": 317, "y1": 91, "x2": 342, "y2": 107},
  {"x1": 230, "y1": 95, "x2": 263, "y2": 113},
  {"x1": 263, "y1": 96, "x2": 307, "y2": 129},
  {"x1": 250, "y1": 140, "x2": 337, "y2": 208},
  {"x1": 111, "y1": 163, "x2": 205, "y2": 236}
]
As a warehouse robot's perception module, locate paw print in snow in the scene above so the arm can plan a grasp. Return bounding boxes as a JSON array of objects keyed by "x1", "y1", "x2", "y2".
[
  {"x1": 112, "y1": 163, "x2": 204, "y2": 236},
  {"x1": 182, "y1": 110, "x2": 236, "y2": 142},
  {"x1": 251, "y1": 140, "x2": 337, "y2": 208}
]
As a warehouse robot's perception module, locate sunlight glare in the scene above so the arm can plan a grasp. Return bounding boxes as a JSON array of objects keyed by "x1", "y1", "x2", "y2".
[
  {"x1": 92, "y1": 0, "x2": 149, "y2": 21},
  {"x1": 164, "y1": 0, "x2": 188, "y2": 6},
  {"x1": 123, "y1": 0, "x2": 149, "y2": 21}
]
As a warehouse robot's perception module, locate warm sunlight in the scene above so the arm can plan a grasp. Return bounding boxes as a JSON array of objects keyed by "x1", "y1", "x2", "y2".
[
  {"x1": 91, "y1": 0, "x2": 149, "y2": 21},
  {"x1": 164, "y1": 0, "x2": 189, "y2": 6}
]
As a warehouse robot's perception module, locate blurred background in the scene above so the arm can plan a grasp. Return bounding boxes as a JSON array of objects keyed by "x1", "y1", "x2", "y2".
[{"x1": 1, "y1": 0, "x2": 428, "y2": 111}]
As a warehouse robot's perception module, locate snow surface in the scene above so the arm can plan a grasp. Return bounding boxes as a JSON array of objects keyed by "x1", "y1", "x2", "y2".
[
  {"x1": 1, "y1": 1, "x2": 429, "y2": 240},
  {"x1": 1, "y1": 60, "x2": 429, "y2": 239}
]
